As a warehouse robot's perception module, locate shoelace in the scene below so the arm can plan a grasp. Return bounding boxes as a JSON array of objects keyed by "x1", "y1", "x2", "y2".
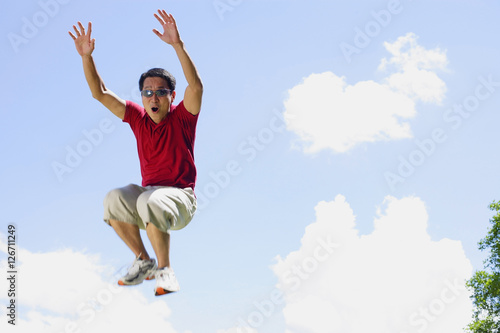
[
  {"x1": 156, "y1": 268, "x2": 173, "y2": 280},
  {"x1": 126, "y1": 253, "x2": 151, "y2": 276},
  {"x1": 126, "y1": 258, "x2": 142, "y2": 276}
]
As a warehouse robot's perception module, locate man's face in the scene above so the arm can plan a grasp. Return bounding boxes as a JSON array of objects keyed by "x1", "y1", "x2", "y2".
[{"x1": 141, "y1": 77, "x2": 176, "y2": 124}]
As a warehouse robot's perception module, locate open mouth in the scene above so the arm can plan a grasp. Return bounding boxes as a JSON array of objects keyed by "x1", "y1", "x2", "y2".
[{"x1": 151, "y1": 107, "x2": 159, "y2": 113}]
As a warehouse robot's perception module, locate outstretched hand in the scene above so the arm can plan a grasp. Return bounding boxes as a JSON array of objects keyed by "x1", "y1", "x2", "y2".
[
  {"x1": 69, "y1": 22, "x2": 95, "y2": 57},
  {"x1": 153, "y1": 10, "x2": 181, "y2": 45}
]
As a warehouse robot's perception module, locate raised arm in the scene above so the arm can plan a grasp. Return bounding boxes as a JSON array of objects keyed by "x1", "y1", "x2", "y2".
[
  {"x1": 69, "y1": 22, "x2": 126, "y2": 120},
  {"x1": 153, "y1": 10, "x2": 203, "y2": 115}
]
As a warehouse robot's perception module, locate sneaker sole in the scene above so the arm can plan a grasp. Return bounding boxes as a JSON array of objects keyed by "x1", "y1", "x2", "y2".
[
  {"x1": 118, "y1": 271, "x2": 156, "y2": 286},
  {"x1": 118, "y1": 280, "x2": 142, "y2": 286},
  {"x1": 155, "y1": 287, "x2": 177, "y2": 296}
]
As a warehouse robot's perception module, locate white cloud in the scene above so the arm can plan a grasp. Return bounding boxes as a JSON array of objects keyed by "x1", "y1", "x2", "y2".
[
  {"x1": 284, "y1": 73, "x2": 415, "y2": 153},
  {"x1": 282, "y1": 295, "x2": 341, "y2": 333},
  {"x1": 283, "y1": 33, "x2": 447, "y2": 154},
  {"x1": 217, "y1": 327, "x2": 259, "y2": 333},
  {"x1": 380, "y1": 33, "x2": 448, "y2": 104},
  {"x1": 0, "y1": 238, "x2": 179, "y2": 333},
  {"x1": 272, "y1": 195, "x2": 473, "y2": 333}
]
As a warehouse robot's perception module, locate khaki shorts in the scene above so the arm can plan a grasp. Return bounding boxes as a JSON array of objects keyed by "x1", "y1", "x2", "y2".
[{"x1": 103, "y1": 184, "x2": 197, "y2": 233}]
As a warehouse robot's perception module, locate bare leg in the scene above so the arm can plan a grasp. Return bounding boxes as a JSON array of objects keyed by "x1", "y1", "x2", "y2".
[
  {"x1": 109, "y1": 219, "x2": 151, "y2": 260},
  {"x1": 146, "y1": 223, "x2": 170, "y2": 268}
]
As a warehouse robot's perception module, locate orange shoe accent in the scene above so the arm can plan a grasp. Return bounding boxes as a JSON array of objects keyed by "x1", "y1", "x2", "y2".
[
  {"x1": 155, "y1": 287, "x2": 173, "y2": 296},
  {"x1": 118, "y1": 280, "x2": 125, "y2": 286}
]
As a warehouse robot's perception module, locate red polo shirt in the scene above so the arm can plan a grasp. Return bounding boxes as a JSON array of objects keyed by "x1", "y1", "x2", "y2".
[{"x1": 124, "y1": 100, "x2": 198, "y2": 189}]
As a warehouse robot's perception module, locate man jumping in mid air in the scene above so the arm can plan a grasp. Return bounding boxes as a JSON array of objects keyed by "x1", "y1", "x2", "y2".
[{"x1": 69, "y1": 9, "x2": 203, "y2": 296}]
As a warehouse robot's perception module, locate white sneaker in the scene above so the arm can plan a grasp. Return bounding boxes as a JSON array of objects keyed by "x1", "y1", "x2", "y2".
[
  {"x1": 155, "y1": 267, "x2": 180, "y2": 295},
  {"x1": 118, "y1": 256, "x2": 157, "y2": 286}
]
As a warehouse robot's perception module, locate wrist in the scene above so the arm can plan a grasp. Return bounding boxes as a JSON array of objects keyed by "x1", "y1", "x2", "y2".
[{"x1": 170, "y1": 40, "x2": 185, "y2": 49}]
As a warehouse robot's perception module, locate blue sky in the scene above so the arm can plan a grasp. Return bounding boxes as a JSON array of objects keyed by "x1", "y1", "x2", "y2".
[{"x1": 1, "y1": 0, "x2": 500, "y2": 332}]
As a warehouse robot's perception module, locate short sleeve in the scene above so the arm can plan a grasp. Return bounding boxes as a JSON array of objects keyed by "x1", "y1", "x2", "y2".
[
  {"x1": 123, "y1": 100, "x2": 145, "y2": 130},
  {"x1": 175, "y1": 100, "x2": 199, "y2": 128}
]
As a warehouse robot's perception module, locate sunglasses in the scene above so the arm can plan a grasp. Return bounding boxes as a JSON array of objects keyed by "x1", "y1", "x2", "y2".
[{"x1": 141, "y1": 89, "x2": 172, "y2": 98}]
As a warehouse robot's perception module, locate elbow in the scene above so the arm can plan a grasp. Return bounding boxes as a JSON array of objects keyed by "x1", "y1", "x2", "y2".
[
  {"x1": 193, "y1": 79, "x2": 203, "y2": 95},
  {"x1": 91, "y1": 91, "x2": 102, "y2": 100},
  {"x1": 91, "y1": 81, "x2": 108, "y2": 100},
  {"x1": 92, "y1": 92, "x2": 105, "y2": 102},
  {"x1": 91, "y1": 86, "x2": 106, "y2": 101}
]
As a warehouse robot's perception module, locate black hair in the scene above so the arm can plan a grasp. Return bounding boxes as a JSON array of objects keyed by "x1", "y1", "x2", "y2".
[{"x1": 138, "y1": 68, "x2": 176, "y2": 91}]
